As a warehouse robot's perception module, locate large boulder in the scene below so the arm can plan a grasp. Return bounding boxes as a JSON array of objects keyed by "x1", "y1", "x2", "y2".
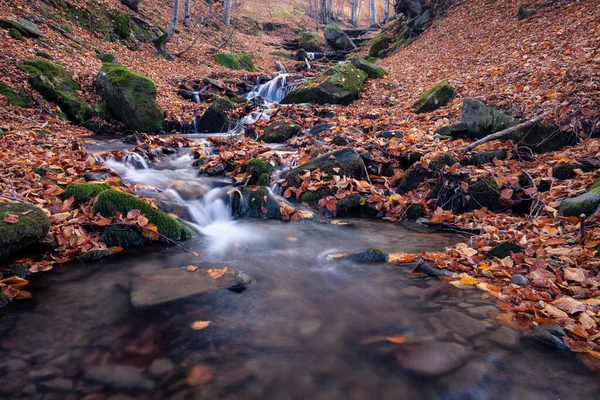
[
  {"x1": 323, "y1": 24, "x2": 355, "y2": 51},
  {"x1": 350, "y1": 56, "x2": 388, "y2": 79},
  {"x1": 297, "y1": 30, "x2": 326, "y2": 52},
  {"x1": 396, "y1": 164, "x2": 431, "y2": 194},
  {"x1": 196, "y1": 96, "x2": 235, "y2": 133},
  {"x1": 0, "y1": 82, "x2": 31, "y2": 108},
  {"x1": 213, "y1": 52, "x2": 257, "y2": 72},
  {"x1": 258, "y1": 120, "x2": 302, "y2": 143},
  {"x1": 560, "y1": 180, "x2": 600, "y2": 217},
  {"x1": 0, "y1": 19, "x2": 43, "y2": 38},
  {"x1": 413, "y1": 80, "x2": 454, "y2": 113},
  {"x1": 284, "y1": 148, "x2": 366, "y2": 188},
  {"x1": 460, "y1": 98, "x2": 515, "y2": 139},
  {"x1": 231, "y1": 187, "x2": 285, "y2": 220},
  {"x1": 19, "y1": 59, "x2": 92, "y2": 124},
  {"x1": 96, "y1": 63, "x2": 164, "y2": 133},
  {"x1": 369, "y1": 33, "x2": 390, "y2": 58},
  {"x1": 281, "y1": 64, "x2": 367, "y2": 105},
  {"x1": 0, "y1": 202, "x2": 50, "y2": 260}
]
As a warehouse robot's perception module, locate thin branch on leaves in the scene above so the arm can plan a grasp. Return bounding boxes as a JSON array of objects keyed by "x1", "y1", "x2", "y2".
[
  {"x1": 176, "y1": 1, "x2": 215, "y2": 57},
  {"x1": 418, "y1": 219, "x2": 482, "y2": 235},
  {"x1": 461, "y1": 111, "x2": 552, "y2": 152},
  {"x1": 212, "y1": 25, "x2": 236, "y2": 54}
]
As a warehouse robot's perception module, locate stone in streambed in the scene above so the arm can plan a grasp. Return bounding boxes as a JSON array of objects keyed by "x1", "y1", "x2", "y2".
[
  {"x1": 284, "y1": 148, "x2": 366, "y2": 188},
  {"x1": 85, "y1": 364, "x2": 156, "y2": 391},
  {"x1": 350, "y1": 247, "x2": 388, "y2": 263},
  {"x1": 196, "y1": 96, "x2": 235, "y2": 133},
  {"x1": 439, "y1": 309, "x2": 493, "y2": 338},
  {"x1": 323, "y1": 24, "x2": 355, "y2": 50},
  {"x1": 523, "y1": 325, "x2": 568, "y2": 350},
  {"x1": 258, "y1": 120, "x2": 302, "y2": 143},
  {"x1": 396, "y1": 341, "x2": 471, "y2": 377},
  {"x1": 0, "y1": 202, "x2": 50, "y2": 260}
]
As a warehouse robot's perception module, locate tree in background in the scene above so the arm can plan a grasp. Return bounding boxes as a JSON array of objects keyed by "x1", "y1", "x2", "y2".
[
  {"x1": 184, "y1": 0, "x2": 191, "y2": 26},
  {"x1": 369, "y1": 0, "x2": 378, "y2": 26},
  {"x1": 224, "y1": 0, "x2": 233, "y2": 26},
  {"x1": 154, "y1": 0, "x2": 180, "y2": 58}
]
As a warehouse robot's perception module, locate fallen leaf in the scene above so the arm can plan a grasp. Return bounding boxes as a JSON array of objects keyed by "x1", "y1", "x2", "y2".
[
  {"x1": 388, "y1": 252, "x2": 417, "y2": 263},
  {"x1": 190, "y1": 320, "x2": 211, "y2": 330},
  {"x1": 186, "y1": 265, "x2": 199, "y2": 272},
  {"x1": 3, "y1": 214, "x2": 19, "y2": 224},
  {"x1": 186, "y1": 365, "x2": 214, "y2": 386},
  {"x1": 386, "y1": 336, "x2": 407, "y2": 344},
  {"x1": 207, "y1": 266, "x2": 228, "y2": 279}
]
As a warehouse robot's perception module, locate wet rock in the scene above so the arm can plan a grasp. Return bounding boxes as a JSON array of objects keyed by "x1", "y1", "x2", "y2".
[
  {"x1": 258, "y1": 120, "x2": 302, "y2": 143},
  {"x1": 511, "y1": 274, "x2": 530, "y2": 286},
  {"x1": 523, "y1": 328, "x2": 568, "y2": 350},
  {"x1": 96, "y1": 63, "x2": 163, "y2": 133},
  {"x1": 437, "y1": 359, "x2": 492, "y2": 399},
  {"x1": 350, "y1": 56, "x2": 388, "y2": 79},
  {"x1": 413, "y1": 81, "x2": 454, "y2": 114},
  {"x1": 167, "y1": 180, "x2": 210, "y2": 201},
  {"x1": 439, "y1": 309, "x2": 493, "y2": 338},
  {"x1": 350, "y1": 247, "x2": 388, "y2": 263},
  {"x1": 404, "y1": 204, "x2": 425, "y2": 219},
  {"x1": 323, "y1": 24, "x2": 355, "y2": 50},
  {"x1": 245, "y1": 158, "x2": 275, "y2": 186},
  {"x1": 309, "y1": 123, "x2": 335, "y2": 136},
  {"x1": 412, "y1": 262, "x2": 453, "y2": 277},
  {"x1": 196, "y1": 96, "x2": 235, "y2": 133},
  {"x1": 0, "y1": 202, "x2": 50, "y2": 260},
  {"x1": 148, "y1": 358, "x2": 175, "y2": 378},
  {"x1": 284, "y1": 148, "x2": 366, "y2": 187},
  {"x1": 83, "y1": 171, "x2": 116, "y2": 182},
  {"x1": 396, "y1": 341, "x2": 471, "y2": 377},
  {"x1": 488, "y1": 326, "x2": 521, "y2": 349},
  {"x1": 466, "y1": 305, "x2": 497, "y2": 319},
  {"x1": 560, "y1": 179, "x2": 600, "y2": 217},
  {"x1": 40, "y1": 377, "x2": 75, "y2": 392},
  {"x1": 486, "y1": 241, "x2": 524, "y2": 259},
  {"x1": 85, "y1": 364, "x2": 156, "y2": 391},
  {"x1": 232, "y1": 186, "x2": 288, "y2": 220}
]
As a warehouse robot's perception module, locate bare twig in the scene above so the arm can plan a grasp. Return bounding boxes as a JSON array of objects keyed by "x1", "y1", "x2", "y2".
[
  {"x1": 462, "y1": 111, "x2": 551, "y2": 151},
  {"x1": 212, "y1": 25, "x2": 236, "y2": 54},
  {"x1": 175, "y1": 1, "x2": 214, "y2": 57}
]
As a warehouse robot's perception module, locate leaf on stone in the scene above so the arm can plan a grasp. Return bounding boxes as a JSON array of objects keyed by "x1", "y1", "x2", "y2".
[
  {"x1": 127, "y1": 209, "x2": 141, "y2": 219},
  {"x1": 207, "y1": 266, "x2": 228, "y2": 279},
  {"x1": 185, "y1": 365, "x2": 214, "y2": 386},
  {"x1": 3, "y1": 214, "x2": 19, "y2": 224},
  {"x1": 186, "y1": 265, "x2": 198, "y2": 272},
  {"x1": 388, "y1": 252, "x2": 417, "y2": 263},
  {"x1": 385, "y1": 336, "x2": 407, "y2": 344}
]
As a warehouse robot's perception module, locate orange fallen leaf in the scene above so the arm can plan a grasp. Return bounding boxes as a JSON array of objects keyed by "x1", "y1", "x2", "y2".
[
  {"x1": 386, "y1": 336, "x2": 407, "y2": 344},
  {"x1": 3, "y1": 214, "x2": 19, "y2": 224},
  {"x1": 388, "y1": 252, "x2": 417, "y2": 263},
  {"x1": 207, "y1": 266, "x2": 228, "y2": 279},
  {"x1": 186, "y1": 265, "x2": 199, "y2": 272},
  {"x1": 186, "y1": 365, "x2": 214, "y2": 386},
  {"x1": 190, "y1": 320, "x2": 211, "y2": 330}
]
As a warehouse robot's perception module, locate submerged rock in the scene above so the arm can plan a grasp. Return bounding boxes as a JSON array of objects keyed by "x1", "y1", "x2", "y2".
[
  {"x1": 439, "y1": 309, "x2": 493, "y2": 338},
  {"x1": 323, "y1": 24, "x2": 355, "y2": 50},
  {"x1": 258, "y1": 120, "x2": 302, "y2": 143},
  {"x1": 96, "y1": 63, "x2": 164, "y2": 133},
  {"x1": 0, "y1": 202, "x2": 50, "y2": 260},
  {"x1": 196, "y1": 96, "x2": 235, "y2": 133},
  {"x1": 20, "y1": 59, "x2": 92, "y2": 124},
  {"x1": 130, "y1": 268, "x2": 254, "y2": 308},
  {"x1": 413, "y1": 81, "x2": 454, "y2": 113},
  {"x1": 350, "y1": 247, "x2": 388, "y2": 263},
  {"x1": 281, "y1": 64, "x2": 367, "y2": 105},
  {"x1": 213, "y1": 52, "x2": 257, "y2": 72},
  {"x1": 396, "y1": 341, "x2": 471, "y2": 377},
  {"x1": 523, "y1": 325, "x2": 568, "y2": 350},
  {"x1": 85, "y1": 364, "x2": 156, "y2": 391}
]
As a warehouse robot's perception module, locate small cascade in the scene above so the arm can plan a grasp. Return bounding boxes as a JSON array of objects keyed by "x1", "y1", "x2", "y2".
[
  {"x1": 192, "y1": 92, "x2": 201, "y2": 104},
  {"x1": 307, "y1": 52, "x2": 315, "y2": 60},
  {"x1": 245, "y1": 74, "x2": 304, "y2": 104},
  {"x1": 270, "y1": 159, "x2": 298, "y2": 196},
  {"x1": 122, "y1": 152, "x2": 149, "y2": 169}
]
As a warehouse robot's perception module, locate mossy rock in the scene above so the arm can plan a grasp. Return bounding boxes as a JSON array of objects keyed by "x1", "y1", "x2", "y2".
[
  {"x1": 0, "y1": 202, "x2": 50, "y2": 260},
  {"x1": 429, "y1": 153, "x2": 458, "y2": 170},
  {"x1": 213, "y1": 53, "x2": 257, "y2": 72},
  {"x1": 350, "y1": 56, "x2": 388, "y2": 79},
  {"x1": 460, "y1": 98, "x2": 516, "y2": 139},
  {"x1": 296, "y1": 48, "x2": 310, "y2": 61},
  {"x1": 487, "y1": 242, "x2": 524, "y2": 259},
  {"x1": 369, "y1": 33, "x2": 390, "y2": 58},
  {"x1": 284, "y1": 148, "x2": 366, "y2": 188},
  {"x1": 246, "y1": 158, "x2": 274, "y2": 185},
  {"x1": 469, "y1": 177, "x2": 503, "y2": 212},
  {"x1": 9, "y1": 28, "x2": 24, "y2": 40},
  {"x1": 281, "y1": 64, "x2": 367, "y2": 106},
  {"x1": 196, "y1": 96, "x2": 235, "y2": 133},
  {"x1": 258, "y1": 121, "x2": 302, "y2": 143},
  {"x1": 323, "y1": 24, "x2": 354, "y2": 51},
  {"x1": 413, "y1": 80, "x2": 454, "y2": 114},
  {"x1": 0, "y1": 82, "x2": 31, "y2": 107},
  {"x1": 560, "y1": 180, "x2": 600, "y2": 217},
  {"x1": 396, "y1": 164, "x2": 432, "y2": 195},
  {"x1": 552, "y1": 163, "x2": 593, "y2": 180},
  {"x1": 80, "y1": 249, "x2": 113, "y2": 262},
  {"x1": 509, "y1": 123, "x2": 576, "y2": 154},
  {"x1": 35, "y1": 51, "x2": 54, "y2": 60},
  {"x1": 350, "y1": 247, "x2": 388, "y2": 263},
  {"x1": 0, "y1": 19, "x2": 43, "y2": 38},
  {"x1": 405, "y1": 204, "x2": 425, "y2": 219},
  {"x1": 232, "y1": 187, "x2": 284, "y2": 220},
  {"x1": 297, "y1": 30, "x2": 326, "y2": 52},
  {"x1": 3, "y1": 264, "x2": 31, "y2": 279},
  {"x1": 300, "y1": 188, "x2": 335, "y2": 206},
  {"x1": 62, "y1": 183, "x2": 112, "y2": 205},
  {"x1": 19, "y1": 59, "x2": 92, "y2": 124},
  {"x1": 93, "y1": 189, "x2": 194, "y2": 246},
  {"x1": 96, "y1": 63, "x2": 164, "y2": 133},
  {"x1": 331, "y1": 135, "x2": 348, "y2": 146},
  {"x1": 463, "y1": 150, "x2": 507, "y2": 166},
  {"x1": 96, "y1": 53, "x2": 118, "y2": 64},
  {"x1": 100, "y1": 225, "x2": 149, "y2": 247}
]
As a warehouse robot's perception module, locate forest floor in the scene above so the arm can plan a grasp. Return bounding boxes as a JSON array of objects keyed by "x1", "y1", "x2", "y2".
[{"x1": 1, "y1": 0, "x2": 600, "y2": 366}]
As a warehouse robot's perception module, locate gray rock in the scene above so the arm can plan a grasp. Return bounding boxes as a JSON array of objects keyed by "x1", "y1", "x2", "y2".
[
  {"x1": 488, "y1": 326, "x2": 521, "y2": 349},
  {"x1": 148, "y1": 358, "x2": 175, "y2": 377},
  {"x1": 523, "y1": 329, "x2": 568, "y2": 350},
  {"x1": 560, "y1": 181, "x2": 600, "y2": 217},
  {"x1": 0, "y1": 19, "x2": 43, "y2": 38},
  {"x1": 460, "y1": 98, "x2": 515, "y2": 139},
  {"x1": 39, "y1": 377, "x2": 75, "y2": 392},
  {"x1": 466, "y1": 305, "x2": 498, "y2": 319},
  {"x1": 511, "y1": 274, "x2": 530, "y2": 286},
  {"x1": 130, "y1": 268, "x2": 254, "y2": 308},
  {"x1": 534, "y1": 323, "x2": 566, "y2": 337},
  {"x1": 195, "y1": 96, "x2": 235, "y2": 133},
  {"x1": 309, "y1": 123, "x2": 335, "y2": 136},
  {"x1": 83, "y1": 172, "x2": 115, "y2": 182},
  {"x1": 323, "y1": 24, "x2": 355, "y2": 50},
  {"x1": 396, "y1": 341, "x2": 471, "y2": 376},
  {"x1": 85, "y1": 364, "x2": 156, "y2": 391},
  {"x1": 439, "y1": 309, "x2": 493, "y2": 338}
]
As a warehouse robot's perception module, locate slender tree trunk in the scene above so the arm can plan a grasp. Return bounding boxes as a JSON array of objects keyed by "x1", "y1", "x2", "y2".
[
  {"x1": 370, "y1": 0, "x2": 378, "y2": 27},
  {"x1": 384, "y1": 0, "x2": 390, "y2": 23},
  {"x1": 356, "y1": 0, "x2": 363, "y2": 24},
  {"x1": 183, "y1": 0, "x2": 191, "y2": 26},
  {"x1": 224, "y1": 0, "x2": 232, "y2": 26},
  {"x1": 349, "y1": 0, "x2": 358, "y2": 25},
  {"x1": 154, "y1": 0, "x2": 180, "y2": 59}
]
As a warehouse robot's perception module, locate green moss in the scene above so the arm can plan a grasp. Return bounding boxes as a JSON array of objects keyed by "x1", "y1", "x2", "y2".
[
  {"x1": 62, "y1": 183, "x2": 112, "y2": 205},
  {"x1": 469, "y1": 177, "x2": 503, "y2": 212},
  {"x1": 560, "y1": 179, "x2": 600, "y2": 217},
  {"x1": 552, "y1": 163, "x2": 593, "y2": 180},
  {"x1": 36, "y1": 129, "x2": 51, "y2": 139},
  {"x1": 463, "y1": 150, "x2": 507, "y2": 166},
  {"x1": 112, "y1": 11, "x2": 132, "y2": 40},
  {"x1": 396, "y1": 164, "x2": 431, "y2": 195},
  {"x1": 93, "y1": 189, "x2": 194, "y2": 243},
  {"x1": 35, "y1": 51, "x2": 53, "y2": 60},
  {"x1": 100, "y1": 225, "x2": 149, "y2": 247},
  {"x1": 0, "y1": 19, "x2": 43, "y2": 38},
  {"x1": 80, "y1": 249, "x2": 113, "y2": 262},
  {"x1": 0, "y1": 294, "x2": 11, "y2": 309},
  {"x1": 3, "y1": 264, "x2": 30, "y2": 279},
  {"x1": 196, "y1": 96, "x2": 234, "y2": 133},
  {"x1": 9, "y1": 28, "x2": 24, "y2": 40},
  {"x1": 351, "y1": 247, "x2": 388, "y2": 263},
  {"x1": 297, "y1": 30, "x2": 325, "y2": 52},
  {"x1": 404, "y1": 204, "x2": 425, "y2": 219},
  {"x1": 350, "y1": 57, "x2": 388, "y2": 79},
  {"x1": 258, "y1": 121, "x2": 302, "y2": 143},
  {"x1": 0, "y1": 203, "x2": 50, "y2": 260},
  {"x1": 429, "y1": 153, "x2": 458, "y2": 170},
  {"x1": 369, "y1": 33, "x2": 390, "y2": 58},
  {"x1": 232, "y1": 187, "x2": 283, "y2": 219},
  {"x1": 487, "y1": 242, "x2": 524, "y2": 259},
  {"x1": 96, "y1": 53, "x2": 118, "y2": 63},
  {"x1": 413, "y1": 80, "x2": 455, "y2": 113},
  {"x1": 213, "y1": 53, "x2": 257, "y2": 72},
  {"x1": 300, "y1": 188, "x2": 335, "y2": 206},
  {"x1": 246, "y1": 158, "x2": 274, "y2": 185},
  {"x1": 0, "y1": 82, "x2": 31, "y2": 107}
]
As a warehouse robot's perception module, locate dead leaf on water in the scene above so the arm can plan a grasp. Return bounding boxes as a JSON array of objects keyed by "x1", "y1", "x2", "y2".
[
  {"x1": 388, "y1": 252, "x2": 417, "y2": 263},
  {"x1": 207, "y1": 266, "x2": 228, "y2": 279},
  {"x1": 186, "y1": 265, "x2": 198, "y2": 272},
  {"x1": 190, "y1": 320, "x2": 211, "y2": 330},
  {"x1": 186, "y1": 365, "x2": 214, "y2": 386}
]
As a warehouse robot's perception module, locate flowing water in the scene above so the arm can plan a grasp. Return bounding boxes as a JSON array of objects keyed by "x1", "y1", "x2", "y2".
[{"x1": 1, "y1": 151, "x2": 599, "y2": 400}]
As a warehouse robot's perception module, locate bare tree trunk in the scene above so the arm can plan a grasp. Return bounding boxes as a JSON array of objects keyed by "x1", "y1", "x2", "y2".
[
  {"x1": 154, "y1": 0, "x2": 180, "y2": 59},
  {"x1": 224, "y1": 0, "x2": 233, "y2": 26},
  {"x1": 349, "y1": 0, "x2": 358, "y2": 25},
  {"x1": 176, "y1": 0, "x2": 215, "y2": 57},
  {"x1": 384, "y1": 0, "x2": 390, "y2": 23},
  {"x1": 183, "y1": 0, "x2": 191, "y2": 26},
  {"x1": 357, "y1": 0, "x2": 363, "y2": 24},
  {"x1": 370, "y1": 0, "x2": 378, "y2": 26}
]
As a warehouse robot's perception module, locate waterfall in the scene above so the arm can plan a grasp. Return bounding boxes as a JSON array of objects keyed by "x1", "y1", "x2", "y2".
[
  {"x1": 307, "y1": 52, "x2": 315, "y2": 60},
  {"x1": 192, "y1": 92, "x2": 201, "y2": 104},
  {"x1": 245, "y1": 74, "x2": 304, "y2": 104},
  {"x1": 122, "y1": 152, "x2": 148, "y2": 169}
]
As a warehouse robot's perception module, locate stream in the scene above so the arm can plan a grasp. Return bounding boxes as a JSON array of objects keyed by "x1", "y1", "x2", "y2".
[{"x1": 1, "y1": 146, "x2": 599, "y2": 400}]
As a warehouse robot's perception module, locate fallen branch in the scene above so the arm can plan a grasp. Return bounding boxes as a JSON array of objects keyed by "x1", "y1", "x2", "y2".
[
  {"x1": 418, "y1": 219, "x2": 481, "y2": 235},
  {"x1": 211, "y1": 25, "x2": 236, "y2": 54},
  {"x1": 461, "y1": 111, "x2": 551, "y2": 152}
]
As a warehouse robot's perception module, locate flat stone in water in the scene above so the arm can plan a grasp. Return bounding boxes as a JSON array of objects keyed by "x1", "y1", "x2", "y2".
[
  {"x1": 511, "y1": 274, "x2": 530, "y2": 286},
  {"x1": 148, "y1": 358, "x2": 176, "y2": 378},
  {"x1": 85, "y1": 364, "x2": 156, "y2": 391},
  {"x1": 396, "y1": 341, "x2": 471, "y2": 377},
  {"x1": 439, "y1": 309, "x2": 493, "y2": 338},
  {"x1": 488, "y1": 326, "x2": 521, "y2": 349},
  {"x1": 39, "y1": 377, "x2": 75, "y2": 392},
  {"x1": 130, "y1": 268, "x2": 254, "y2": 308},
  {"x1": 523, "y1": 328, "x2": 568, "y2": 350}
]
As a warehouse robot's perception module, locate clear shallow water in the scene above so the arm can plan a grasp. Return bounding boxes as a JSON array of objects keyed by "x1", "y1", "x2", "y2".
[{"x1": 1, "y1": 219, "x2": 599, "y2": 400}]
